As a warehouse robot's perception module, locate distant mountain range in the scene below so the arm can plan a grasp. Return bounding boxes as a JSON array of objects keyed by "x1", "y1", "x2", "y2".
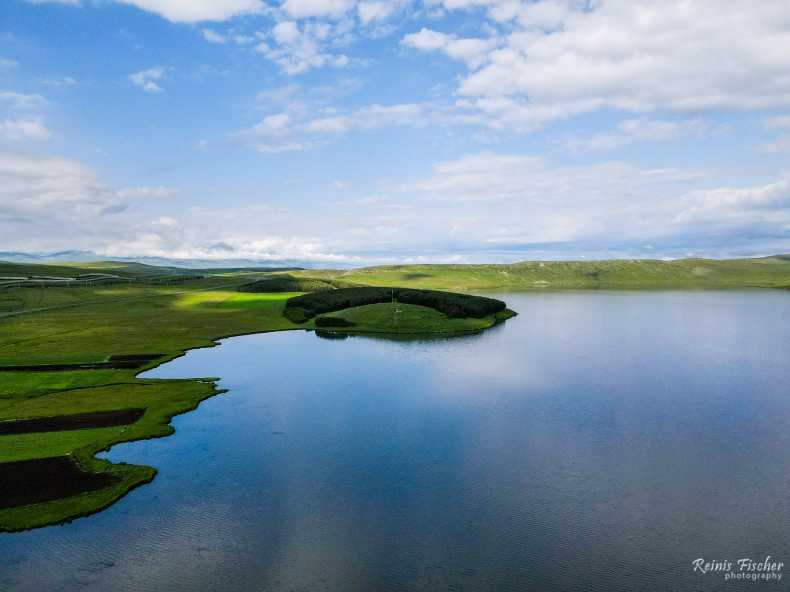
[{"x1": 0, "y1": 251, "x2": 324, "y2": 270}]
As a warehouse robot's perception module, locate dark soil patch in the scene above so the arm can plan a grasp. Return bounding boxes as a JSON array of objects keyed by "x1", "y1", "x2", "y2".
[
  {"x1": 0, "y1": 456, "x2": 119, "y2": 509},
  {"x1": 0, "y1": 355, "x2": 163, "y2": 372},
  {"x1": 107, "y1": 354, "x2": 164, "y2": 362},
  {"x1": 0, "y1": 408, "x2": 146, "y2": 435}
]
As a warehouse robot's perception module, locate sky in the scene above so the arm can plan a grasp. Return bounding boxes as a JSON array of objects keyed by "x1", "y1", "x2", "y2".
[{"x1": 1, "y1": 0, "x2": 790, "y2": 265}]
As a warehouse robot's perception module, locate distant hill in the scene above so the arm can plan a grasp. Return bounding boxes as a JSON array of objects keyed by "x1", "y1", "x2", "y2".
[
  {"x1": 0, "y1": 251, "x2": 316, "y2": 270},
  {"x1": 3, "y1": 255, "x2": 790, "y2": 290},
  {"x1": 302, "y1": 256, "x2": 790, "y2": 290}
]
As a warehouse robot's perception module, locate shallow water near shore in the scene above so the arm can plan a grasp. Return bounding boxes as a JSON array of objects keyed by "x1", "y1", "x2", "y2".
[{"x1": 2, "y1": 291, "x2": 790, "y2": 591}]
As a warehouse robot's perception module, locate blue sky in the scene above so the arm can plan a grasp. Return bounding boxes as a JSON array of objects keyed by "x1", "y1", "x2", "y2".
[{"x1": 2, "y1": 0, "x2": 790, "y2": 264}]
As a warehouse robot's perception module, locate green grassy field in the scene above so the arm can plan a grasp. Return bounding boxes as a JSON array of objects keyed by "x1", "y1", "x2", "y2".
[
  {"x1": 0, "y1": 275, "x2": 306, "y2": 531},
  {"x1": 300, "y1": 256, "x2": 790, "y2": 291},
  {"x1": 1, "y1": 255, "x2": 788, "y2": 532}
]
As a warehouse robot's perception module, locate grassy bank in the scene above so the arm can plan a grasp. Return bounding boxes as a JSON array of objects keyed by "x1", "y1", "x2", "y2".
[
  {"x1": 298, "y1": 256, "x2": 790, "y2": 291},
  {"x1": 0, "y1": 272, "x2": 305, "y2": 531}
]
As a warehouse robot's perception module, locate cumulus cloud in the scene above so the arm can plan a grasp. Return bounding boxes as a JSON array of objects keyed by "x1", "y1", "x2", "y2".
[
  {"x1": 114, "y1": 0, "x2": 263, "y2": 23},
  {"x1": 129, "y1": 66, "x2": 166, "y2": 93},
  {"x1": 0, "y1": 91, "x2": 48, "y2": 111},
  {"x1": 115, "y1": 186, "x2": 178, "y2": 199},
  {"x1": 3, "y1": 145, "x2": 789, "y2": 262},
  {"x1": 234, "y1": 101, "x2": 438, "y2": 151},
  {"x1": 281, "y1": 0, "x2": 356, "y2": 19},
  {"x1": 402, "y1": 28, "x2": 499, "y2": 69},
  {"x1": 26, "y1": 0, "x2": 264, "y2": 21},
  {"x1": 200, "y1": 28, "x2": 226, "y2": 44},
  {"x1": 408, "y1": 1, "x2": 790, "y2": 129},
  {"x1": 675, "y1": 179, "x2": 790, "y2": 225},
  {"x1": 358, "y1": 1, "x2": 405, "y2": 25},
  {"x1": 256, "y1": 20, "x2": 350, "y2": 75},
  {"x1": 400, "y1": 152, "x2": 790, "y2": 250},
  {"x1": 41, "y1": 76, "x2": 78, "y2": 87},
  {"x1": 0, "y1": 152, "x2": 116, "y2": 225},
  {"x1": 0, "y1": 118, "x2": 51, "y2": 142},
  {"x1": 0, "y1": 150, "x2": 357, "y2": 261}
]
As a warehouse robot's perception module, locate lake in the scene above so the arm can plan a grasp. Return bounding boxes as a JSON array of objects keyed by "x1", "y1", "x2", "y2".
[{"x1": 2, "y1": 291, "x2": 789, "y2": 591}]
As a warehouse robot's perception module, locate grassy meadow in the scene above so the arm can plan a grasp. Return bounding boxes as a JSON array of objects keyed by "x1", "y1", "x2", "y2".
[
  {"x1": 0, "y1": 271, "x2": 305, "y2": 531},
  {"x1": 302, "y1": 256, "x2": 790, "y2": 291}
]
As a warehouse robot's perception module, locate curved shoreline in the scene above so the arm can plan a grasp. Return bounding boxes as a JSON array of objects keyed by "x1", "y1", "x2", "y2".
[{"x1": 0, "y1": 301, "x2": 517, "y2": 532}]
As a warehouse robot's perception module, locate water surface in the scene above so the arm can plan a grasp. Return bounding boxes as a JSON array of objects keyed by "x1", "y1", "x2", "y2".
[{"x1": 2, "y1": 291, "x2": 790, "y2": 591}]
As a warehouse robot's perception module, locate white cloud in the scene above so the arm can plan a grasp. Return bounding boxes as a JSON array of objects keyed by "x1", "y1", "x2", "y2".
[
  {"x1": 676, "y1": 179, "x2": 790, "y2": 225},
  {"x1": 27, "y1": 0, "x2": 265, "y2": 21},
  {"x1": 398, "y1": 151, "x2": 790, "y2": 249},
  {"x1": 3, "y1": 145, "x2": 789, "y2": 262},
  {"x1": 200, "y1": 28, "x2": 226, "y2": 44},
  {"x1": 0, "y1": 118, "x2": 51, "y2": 142},
  {"x1": 281, "y1": 0, "x2": 356, "y2": 19},
  {"x1": 305, "y1": 103, "x2": 429, "y2": 133},
  {"x1": 114, "y1": 0, "x2": 263, "y2": 23},
  {"x1": 256, "y1": 21, "x2": 350, "y2": 75},
  {"x1": 410, "y1": 1, "x2": 790, "y2": 129},
  {"x1": 235, "y1": 101, "x2": 436, "y2": 151},
  {"x1": 0, "y1": 152, "x2": 116, "y2": 223},
  {"x1": 24, "y1": 0, "x2": 80, "y2": 4},
  {"x1": 402, "y1": 28, "x2": 499, "y2": 69},
  {"x1": 358, "y1": 1, "x2": 401, "y2": 25},
  {"x1": 129, "y1": 66, "x2": 166, "y2": 93},
  {"x1": 233, "y1": 112, "x2": 318, "y2": 152},
  {"x1": 0, "y1": 57, "x2": 19, "y2": 69},
  {"x1": 116, "y1": 186, "x2": 178, "y2": 199},
  {"x1": 0, "y1": 91, "x2": 47, "y2": 110},
  {"x1": 41, "y1": 76, "x2": 78, "y2": 87}
]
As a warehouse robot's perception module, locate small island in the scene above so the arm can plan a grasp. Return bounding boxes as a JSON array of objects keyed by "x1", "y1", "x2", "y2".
[{"x1": 282, "y1": 286, "x2": 517, "y2": 336}]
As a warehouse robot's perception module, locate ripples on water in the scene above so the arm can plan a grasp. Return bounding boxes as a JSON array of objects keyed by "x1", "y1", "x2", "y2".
[{"x1": 2, "y1": 291, "x2": 790, "y2": 592}]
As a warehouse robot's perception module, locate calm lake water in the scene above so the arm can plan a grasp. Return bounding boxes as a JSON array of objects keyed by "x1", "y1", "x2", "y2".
[{"x1": 2, "y1": 291, "x2": 790, "y2": 592}]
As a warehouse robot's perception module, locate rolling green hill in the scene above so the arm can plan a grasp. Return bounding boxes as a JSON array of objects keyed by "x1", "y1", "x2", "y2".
[{"x1": 299, "y1": 256, "x2": 790, "y2": 291}]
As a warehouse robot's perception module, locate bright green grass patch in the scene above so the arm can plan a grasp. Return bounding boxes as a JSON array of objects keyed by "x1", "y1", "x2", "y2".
[
  {"x1": 0, "y1": 370, "x2": 125, "y2": 401},
  {"x1": 208, "y1": 292, "x2": 302, "y2": 309},
  {"x1": 0, "y1": 378, "x2": 220, "y2": 531},
  {"x1": 318, "y1": 303, "x2": 500, "y2": 335},
  {"x1": 0, "y1": 427, "x2": 128, "y2": 463}
]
